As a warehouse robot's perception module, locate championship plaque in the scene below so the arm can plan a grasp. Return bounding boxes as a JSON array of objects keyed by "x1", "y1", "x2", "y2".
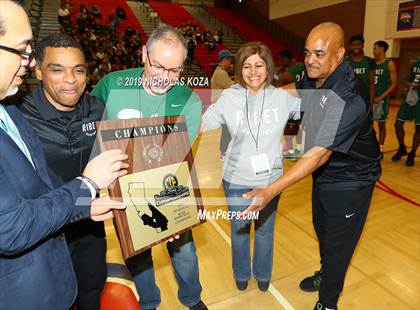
[{"x1": 95, "y1": 116, "x2": 205, "y2": 260}]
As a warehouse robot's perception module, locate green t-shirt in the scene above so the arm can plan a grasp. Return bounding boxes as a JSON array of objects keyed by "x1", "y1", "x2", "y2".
[
  {"x1": 374, "y1": 59, "x2": 391, "y2": 97},
  {"x1": 346, "y1": 55, "x2": 374, "y2": 88},
  {"x1": 287, "y1": 63, "x2": 305, "y2": 83},
  {"x1": 91, "y1": 68, "x2": 202, "y2": 143}
]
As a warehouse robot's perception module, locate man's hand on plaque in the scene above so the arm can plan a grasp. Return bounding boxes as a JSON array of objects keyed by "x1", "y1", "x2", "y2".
[
  {"x1": 83, "y1": 149, "x2": 129, "y2": 188},
  {"x1": 90, "y1": 196, "x2": 126, "y2": 221}
]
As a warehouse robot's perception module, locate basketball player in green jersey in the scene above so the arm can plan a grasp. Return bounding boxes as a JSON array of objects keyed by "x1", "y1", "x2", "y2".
[
  {"x1": 392, "y1": 57, "x2": 420, "y2": 166},
  {"x1": 276, "y1": 50, "x2": 305, "y2": 159},
  {"x1": 276, "y1": 49, "x2": 305, "y2": 85},
  {"x1": 346, "y1": 34, "x2": 375, "y2": 103},
  {"x1": 373, "y1": 40, "x2": 397, "y2": 157}
]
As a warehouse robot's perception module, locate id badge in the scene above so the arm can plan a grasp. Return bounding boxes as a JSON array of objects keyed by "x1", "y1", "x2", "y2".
[{"x1": 250, "y1": 153, "x2": 271, "y2": 177}]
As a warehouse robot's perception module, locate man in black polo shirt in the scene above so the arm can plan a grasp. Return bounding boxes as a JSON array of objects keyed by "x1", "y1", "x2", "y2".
[
  {"x1": 244, "y1": 22, "x2": 381, "y2": 310},
  {"x1": 19, "y1": 33, "x2": 106, "y2": 310}
]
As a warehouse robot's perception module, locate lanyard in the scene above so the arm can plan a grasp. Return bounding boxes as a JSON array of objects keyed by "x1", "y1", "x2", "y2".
[{"x1": 245, "y1": 88, "x2": 265, "y2": 152}]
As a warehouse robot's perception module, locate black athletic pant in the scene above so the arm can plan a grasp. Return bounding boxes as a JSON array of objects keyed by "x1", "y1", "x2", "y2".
[
  {"x1": 67, "y1": 221, "x2": 107, "y2": 310},
  {"x1": 312, "y1": 183, "x2": 375, "y2": 309}
]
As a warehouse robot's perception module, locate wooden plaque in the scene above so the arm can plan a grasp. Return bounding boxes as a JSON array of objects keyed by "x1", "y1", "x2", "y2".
[{"x1": 95, "y1": 116, "x2": 205, "y2": 260}]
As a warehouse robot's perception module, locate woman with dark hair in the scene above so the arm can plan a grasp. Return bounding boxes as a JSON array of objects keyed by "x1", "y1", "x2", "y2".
[{"x1": 201, "y1": 42, "x2": 300, "y2": 292}]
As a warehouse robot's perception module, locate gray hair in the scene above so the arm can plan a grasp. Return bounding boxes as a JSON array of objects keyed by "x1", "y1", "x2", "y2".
[{"x1": 145, "y1": 24, "x2": 188, "y2": 60}]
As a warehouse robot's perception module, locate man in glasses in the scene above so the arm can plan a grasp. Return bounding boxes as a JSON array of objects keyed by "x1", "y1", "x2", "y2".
[
  {"x1": 0, "y1": 1, "x2": 128, "y2": 309},
  {"x1": 92, "y1": 25, "x2": 206, "y2": 310},
  {"x1": 19, "y1": 33, "x2": 107, "y2": 310}
]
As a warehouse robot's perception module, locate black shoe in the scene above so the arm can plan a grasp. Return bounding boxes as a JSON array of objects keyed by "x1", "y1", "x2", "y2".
[
  {"x1": 257, "y1": 280, "x2": 270, "y2": 291},
  {"x1": 405, "y1": 152, "x2": 415, "y2": 167},
  {"x1": 300, "y1": 269, "x2": 322, "y2": 292},
  {"x1": 235, "y1": 280, "x2": 248, "y2": 291},
  {"x1": 392, "y1": 146, "x2": 408, "y2": 161},
  {"x1": 189, "y1": 301, "x2": 208, "y2": 310}
]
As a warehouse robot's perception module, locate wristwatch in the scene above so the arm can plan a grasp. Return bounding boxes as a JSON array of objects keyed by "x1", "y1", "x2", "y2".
[{"x1": 78, "y1": 175, "x2": 100, "y2": 198}]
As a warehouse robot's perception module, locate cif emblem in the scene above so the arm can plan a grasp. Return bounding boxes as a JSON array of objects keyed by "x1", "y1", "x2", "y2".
[
  {"x1": 154, "y1": 174, "x2": 190, "y2": 206},
  {"x1": 143, "y1": 143, "x2": 163, "y2": 164},
  {"x1": 164, "y1": 174, "x2": 178, "y2": 188}
]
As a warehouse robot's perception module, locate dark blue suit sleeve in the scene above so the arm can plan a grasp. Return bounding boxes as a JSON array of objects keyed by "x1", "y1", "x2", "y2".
[
  {"x1": 0, "y1": 176, "x2": 91, "y2": 256},
  {"x1": 47, "y1": 167, "x2": 92, "y2": 224}
]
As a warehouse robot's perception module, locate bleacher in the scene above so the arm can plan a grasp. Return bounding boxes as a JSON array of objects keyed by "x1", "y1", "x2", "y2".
[
  {"x1": 68, "y1": 0, "x2": 148, "y2": 43},
  {"x1": 148, "y1": 0, "x2": 225, "y2": 76},
  {"x1": 207, "y1": 7, "x2": 300, "y2": 60}
]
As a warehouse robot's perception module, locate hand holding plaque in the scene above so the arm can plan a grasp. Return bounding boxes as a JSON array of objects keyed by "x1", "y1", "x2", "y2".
[
  {"x1": 83, "y1": 149, "x2": 129, "y2": 188},
  {"x1": 95, "y1": 116, "x2": 205, "y2": 259}
]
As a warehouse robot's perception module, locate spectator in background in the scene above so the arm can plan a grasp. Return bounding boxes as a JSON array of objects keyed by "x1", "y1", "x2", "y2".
[
  {"x1": 217, "y1": 29, "x2": 224, "y2": 44},
  {"x1": 275, "y1": 49, "x2": 305, "y2": 160},
  {"x1": 345, "y1": 34, "x2": 375, "y2": 104},
  {"x1": 391, "y1": 56, "x2": 420, "y2": 166},
  {"x1": 195, "y1": 30, "x2": 202, "y2": 43},
  {"x1": 63, "y1": 0, "x2": 72, "y2": 11},
  {"x1": 64, "y1": 3, "x2": 143, "y2": 90},
  {"x1": 96, "y1": 46, "x2": 105, "y2": 61},
  {"x1": 116, "y1": 5, "x2": 127, "y2": 20},
  {"x1": 58, "y1": 5, "x2": 70, "y2": 26},
  {"x1": 186, "y1": 36, "x2": 196, "y2": 69},
  {"x1": 108, "y1": 10, "x2": 119, "y2": 31},
  {"x1": 211, "y1": 49, "x2": 235, "y2": 160},
  {"x1": 372, "y1": 40, "x2": 397, "y2": 157},
  {"x1": 91, "y1": 4, "x2": 101, "y2": 20}
]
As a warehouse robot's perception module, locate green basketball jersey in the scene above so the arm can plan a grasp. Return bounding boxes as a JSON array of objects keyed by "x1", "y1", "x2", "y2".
[
  {"x1": 287, "y1": 63, "x2": 305, "y2": 83},
  {"x1": 346, "y1": 55, "x2": 374, "y2": 88},
  {"x1": 410, "y1": 57, "x2": 420, "y2": 84},
  {"x1": 374, "y1": 59, "x2": 390, "y2": 97}
]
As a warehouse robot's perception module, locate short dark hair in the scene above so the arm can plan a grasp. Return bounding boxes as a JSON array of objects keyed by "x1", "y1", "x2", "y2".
[
  {"x1": 349, "y1": 34, "x2": 364, "y2": 44},
  {"x1": 374, "y1": 40, "x2": 389, "y2": 52},
  {"x1": 0, "y1": 0, "x2": 26, "y2": 37},
  {"x1": 278, "y1": 49, "x2": 292, "y2": 59},
  {"x1": 35, "y1": 33, "x2": 85, "y2": 64}
]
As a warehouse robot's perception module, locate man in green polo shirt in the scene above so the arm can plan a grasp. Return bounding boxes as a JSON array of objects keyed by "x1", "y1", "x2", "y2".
[{"x1": 91, "y1": 25, "x2": 206, "y2": 310}]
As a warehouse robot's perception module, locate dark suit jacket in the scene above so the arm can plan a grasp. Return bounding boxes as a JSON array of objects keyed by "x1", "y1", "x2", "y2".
[{"x1": 0, "y1": 104, "x2": 92, "y2": 309}]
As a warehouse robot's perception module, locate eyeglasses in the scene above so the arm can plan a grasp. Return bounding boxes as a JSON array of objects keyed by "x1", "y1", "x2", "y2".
[
  {"x1": 0, "y1": 45, "x2": 35, "y2": 63},
  {"x1": 146, "y1": 52, "x2": 183, "y2": 76}
]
